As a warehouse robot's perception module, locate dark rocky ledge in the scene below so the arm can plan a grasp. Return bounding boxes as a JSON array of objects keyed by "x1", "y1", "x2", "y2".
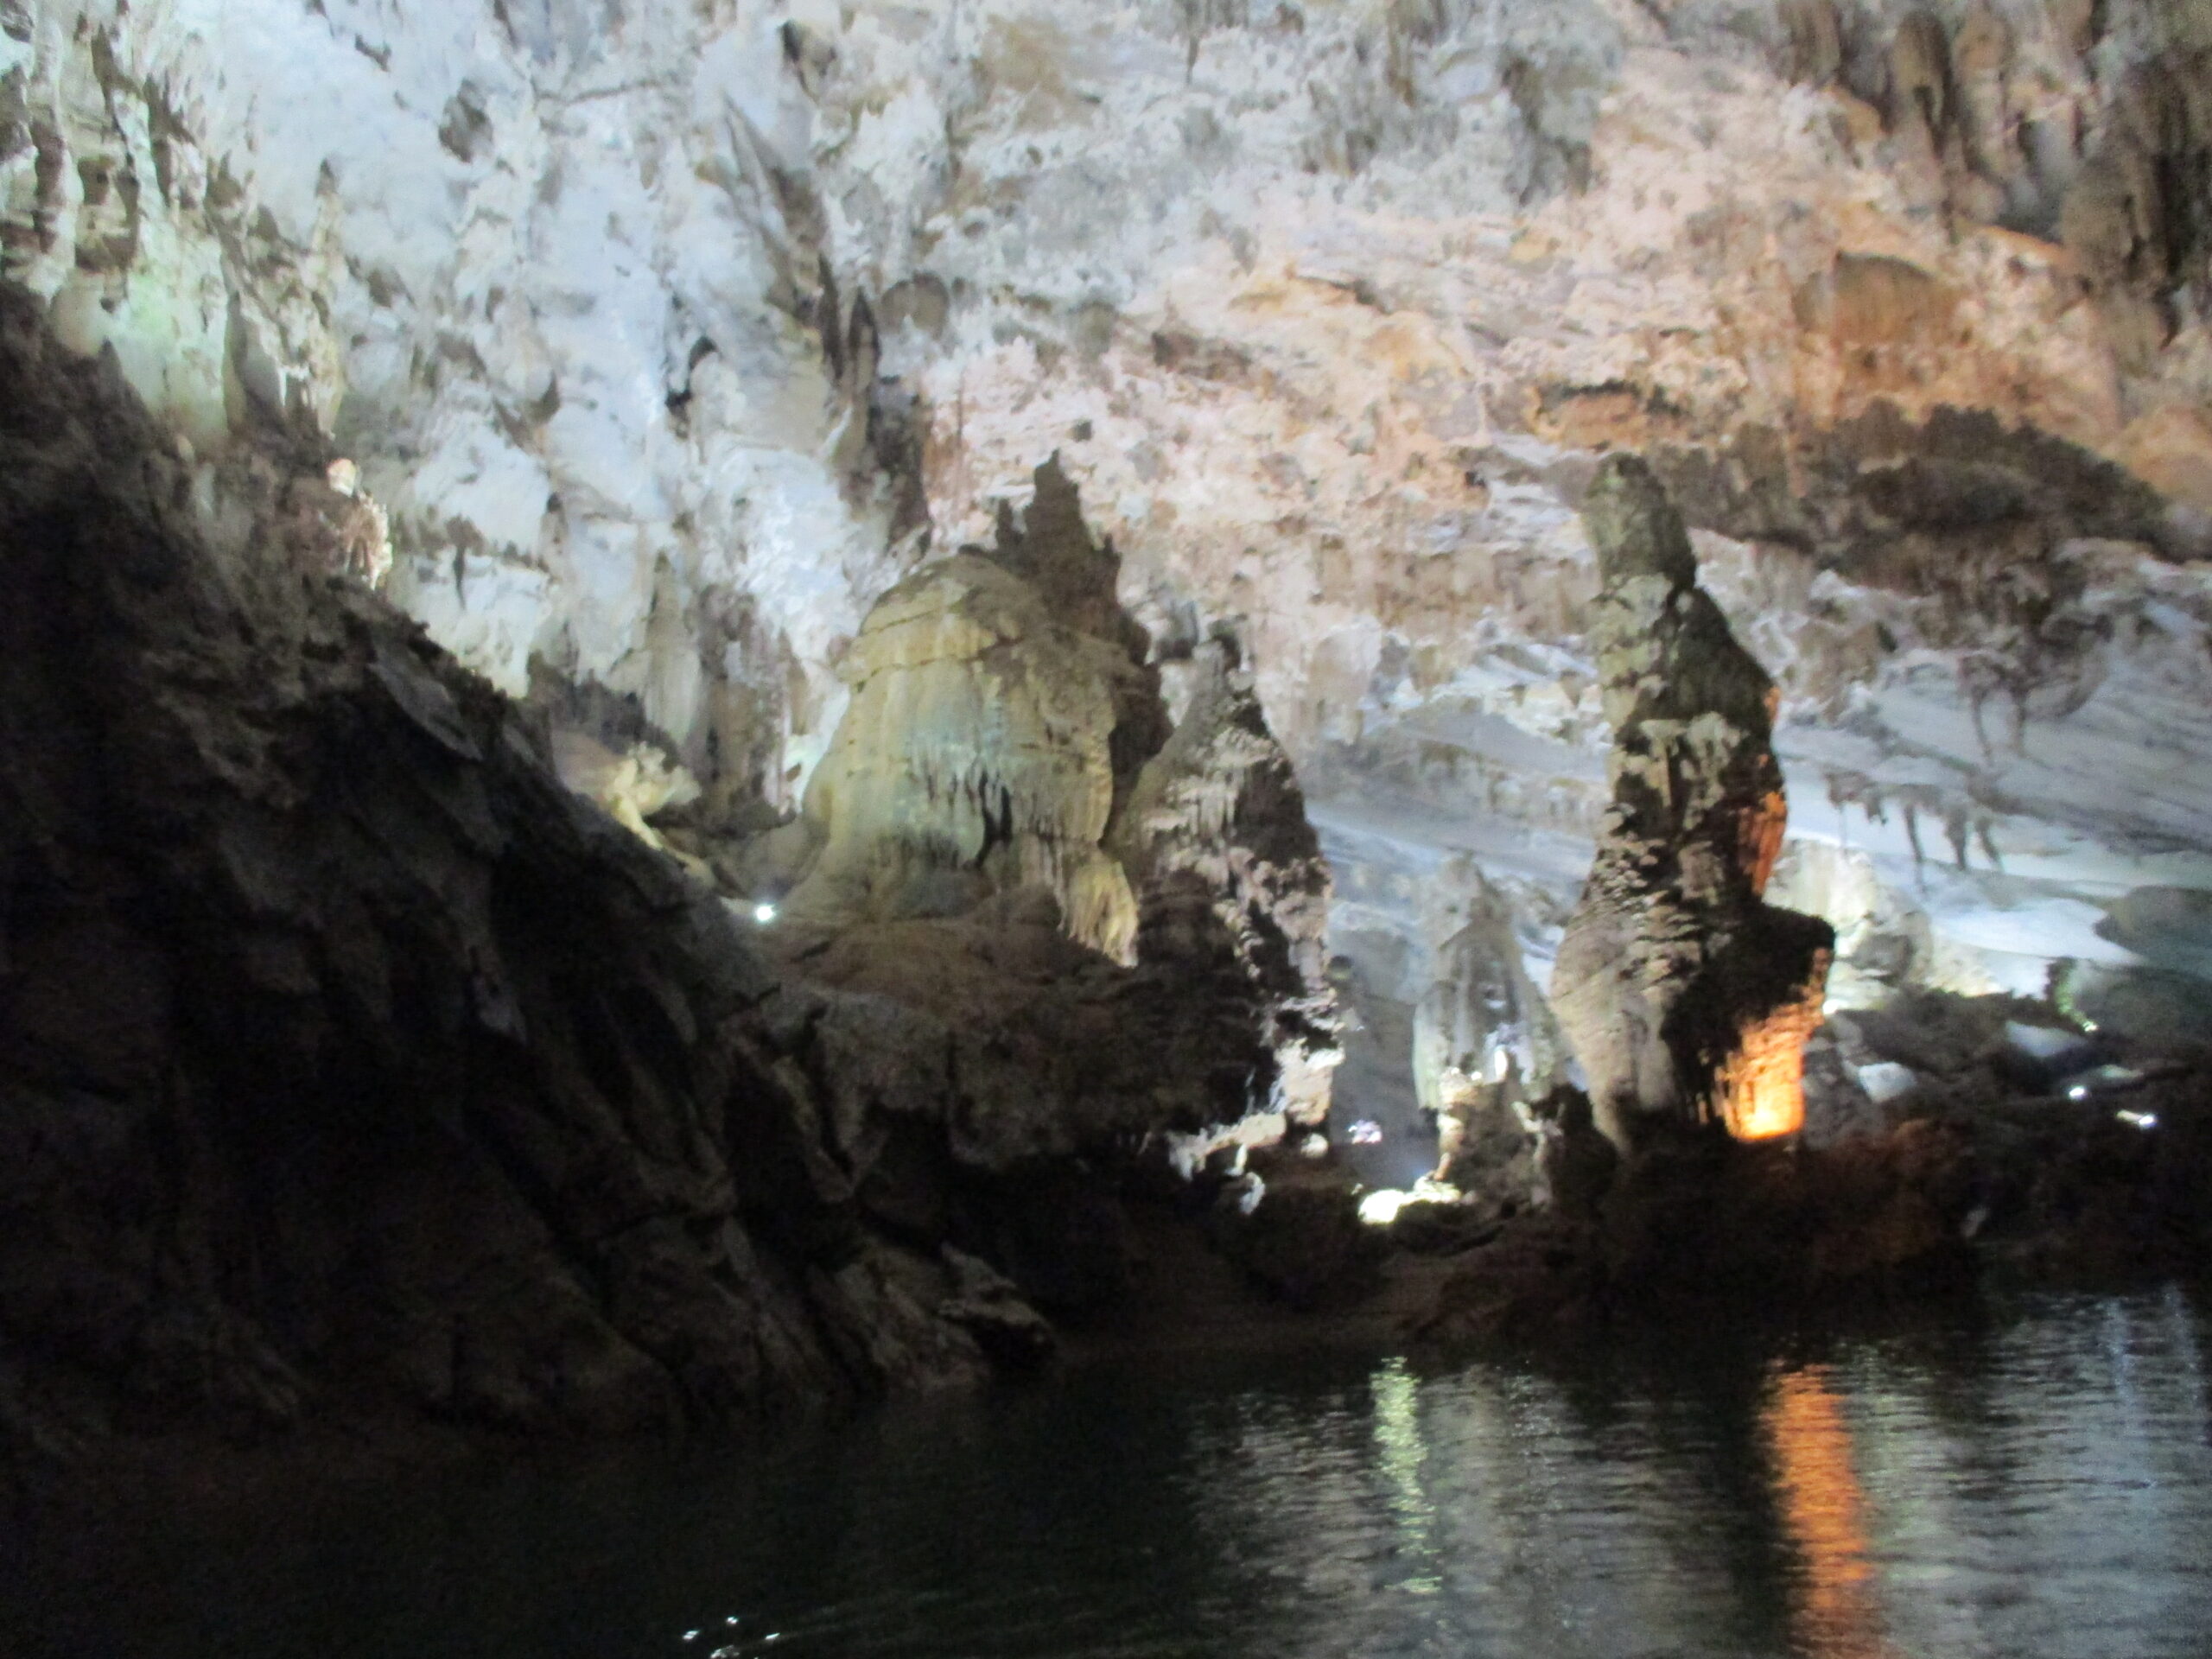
[{"x1": 0, "y1": 286, "x2": 1014, "y2": 1464}]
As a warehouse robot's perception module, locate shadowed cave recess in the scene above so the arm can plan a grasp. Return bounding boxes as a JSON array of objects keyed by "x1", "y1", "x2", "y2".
[{"x1": 4, "y1": 0, "x2": 2212, "y2": 1480}]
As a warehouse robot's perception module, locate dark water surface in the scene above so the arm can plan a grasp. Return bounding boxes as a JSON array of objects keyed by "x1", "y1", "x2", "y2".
[{"x1": 10, "y1": 1287, "x2": 2212, "y2": 1659}]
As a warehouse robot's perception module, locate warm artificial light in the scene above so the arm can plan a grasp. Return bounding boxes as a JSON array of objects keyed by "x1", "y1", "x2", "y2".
[{"x1": 1714, "y1": 1005, "x2": 1819, "y2": 1141}]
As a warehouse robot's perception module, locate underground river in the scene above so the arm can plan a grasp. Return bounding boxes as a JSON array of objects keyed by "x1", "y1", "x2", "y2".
[{"x1": 10, "y1": 1284, "x2": 2212, "y2": 1659}]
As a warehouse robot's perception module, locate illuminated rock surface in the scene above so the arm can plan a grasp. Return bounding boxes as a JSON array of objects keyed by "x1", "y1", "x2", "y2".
[
  {"x1": 1552, "y1": 454, "x2": 1834, "y2": 1147},
  {"x1": 6, "y1": 0, "x2": 2212, "y2": 1053},
  {"x1": 786, "y1": 457, "x2": 1161, "y2": 959},
  {"x1": 778, "y1": 456, "x2": 1338, "y2": 1173}
]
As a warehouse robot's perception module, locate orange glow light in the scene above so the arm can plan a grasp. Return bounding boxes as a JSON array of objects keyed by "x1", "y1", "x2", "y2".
[
  {"x1": 1764, "y1": 1366, "x2": 1899, "y2": 1659},
  {"x1": 1713, "y1": 945, "x2": 1830, "y2": 1141}
]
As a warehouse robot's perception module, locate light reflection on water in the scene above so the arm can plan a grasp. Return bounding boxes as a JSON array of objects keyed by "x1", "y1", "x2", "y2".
[
  {"x1": 10, "y1": 1287, "x2": 2212, "y2": 1659},
  {"x1": 1764, "y1": 1366, "x2": 1891, "y2": 1659}
]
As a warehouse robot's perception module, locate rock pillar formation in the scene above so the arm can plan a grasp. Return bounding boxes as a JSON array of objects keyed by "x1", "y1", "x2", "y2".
[
  {"x1": 1112, "y1": 634, "x2": 1341, "y2": 1130},
  {"x1": 1413, "y1": 859, "x2": 1569, "y2": 1195},
  {"x1": 785, "y1": 460, "x2": 1338, "y2": 1130},
  {"x1": 1552, "y1": 455, "x2": 1834, "y2": 1150},
  {"x1": 786, "y1": 457, "x2": 1167, "y2": 960}
]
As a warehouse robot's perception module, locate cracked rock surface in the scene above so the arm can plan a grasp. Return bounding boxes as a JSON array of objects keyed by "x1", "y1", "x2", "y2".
[{"x1": 8, "y1": 0, "x2": 2212, "y2": 1297}]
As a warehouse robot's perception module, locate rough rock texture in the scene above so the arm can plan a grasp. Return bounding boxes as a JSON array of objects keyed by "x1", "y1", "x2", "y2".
[
  {"x1": 1413, "y1": 1120, "x2": 1982, "y2": 1343},
  {"x1": 1414, "y1": 858, "x2": 1571, "y2": 1192},
  {"x1": 781, "y1": 455, "x2": 1338, "y2": 1150},
  {"x1": 1552, "y1": 455, "x2": 1835, "y2": 1148},
  {"x1": 0, "y1": 289, "x2": 1001, "y2": 1457},
  {"x1": 10, "y1": 0, "x2": 2212, "y2": 1197},
  {"x1": 774, "y1": 899, "x2": 1293, "y2": 1312},
  {"x1": 1114, "y1": 634, "x2": 1342, "y2": 1129}
]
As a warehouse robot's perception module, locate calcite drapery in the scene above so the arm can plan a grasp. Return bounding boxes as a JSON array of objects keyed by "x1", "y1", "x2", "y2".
[
  {"x1": 1551, "y1": 455, "x2": 1834, "y2": 1150},
  {"x1": 786, "y1": 458, "x2": 1166, "y2": 960}
]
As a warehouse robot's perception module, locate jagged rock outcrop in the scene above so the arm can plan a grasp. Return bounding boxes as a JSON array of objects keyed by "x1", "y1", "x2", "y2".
[
  {"x1": 11, "y1": 0, "x2": 2212, "y2": 1293},
  {"x1": 781, "y1": 460, "x2": 1338, "y2": 1159},
  {"x1": 1113, "y1": 635, "x2": 1341, "y2": 1131},
  {"x1": 2063, "y1": 44, "x2": 2212, "y2": 370},
  {"x1": 1411, "y1": 858, "x2": 1570, "y2": 1198},
  {"x1": 772, "y1": 896, "x2": 1286, "y2": 1312},
  {"x1": 0, "y1": 289, "x2": 1006, "y2": 1456},
  {"x1": 1551, "y1": 455, "x2": 1835, "y2": 1151}
]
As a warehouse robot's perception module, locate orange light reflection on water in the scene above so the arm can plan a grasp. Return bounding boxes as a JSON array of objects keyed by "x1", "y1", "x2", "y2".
[{"x1": 1763, "y1": 1365, "x2": 1900, "y2": 1659}]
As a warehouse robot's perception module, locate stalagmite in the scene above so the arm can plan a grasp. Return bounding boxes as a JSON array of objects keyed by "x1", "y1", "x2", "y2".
[
  {"x1": 785, "y1": 458, "x2": 1164, "y2": 960},
  {"x1": 1551, "y1": 455, "x2": 1834, "y2": 1150},
  {"x1": 1113, "y1": 633, "x2": 1342, "y2": 1130}
]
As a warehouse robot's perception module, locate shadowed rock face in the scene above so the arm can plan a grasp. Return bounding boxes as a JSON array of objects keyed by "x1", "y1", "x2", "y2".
[
  {"x1": 1552, "y1": 455, "x2": 1834, "y2": 1151},
  {"x1": 0, "y1": 289, "x2": 1002, "y2": 1453},
  {"x1": 10, "y1": 2, "x2": 2212, "y2": 1091},
  {"x1": 1114, "y1": 635, "x2": 1342, "y2": 1130}
]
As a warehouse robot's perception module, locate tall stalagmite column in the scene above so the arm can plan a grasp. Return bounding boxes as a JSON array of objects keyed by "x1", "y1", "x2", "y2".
[{"x1": 1552, "y1": 455, "x2": 1834, "y2": 1150}]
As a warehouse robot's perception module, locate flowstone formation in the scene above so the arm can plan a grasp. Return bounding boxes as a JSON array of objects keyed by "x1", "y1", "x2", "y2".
[
  {"x1": 1552, "y1": 456, "x2": 1835, "y2": 1151},
  {"x1": 779, "y1": 457, "x2": 1339, "y2": 1162},
  {"x1": 786, "y1": 457, "x2": 1166, "y2": 961}
]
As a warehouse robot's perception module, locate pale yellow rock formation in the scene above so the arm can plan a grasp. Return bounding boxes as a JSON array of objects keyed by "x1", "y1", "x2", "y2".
[{"x1": 786, "y1": 548, "x2": 1145, "y2": 959}]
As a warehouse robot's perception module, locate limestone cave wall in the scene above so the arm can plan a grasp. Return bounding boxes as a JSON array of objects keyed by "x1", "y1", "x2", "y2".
[{"x1": 7, "y1": 0, "x2": 2212, "y2": 1173}]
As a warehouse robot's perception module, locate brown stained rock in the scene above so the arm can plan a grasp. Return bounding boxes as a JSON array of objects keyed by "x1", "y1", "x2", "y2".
[
  {"x1": 2062, "y1": 47, "x2": 2212, "y2": 370},
  {"x1": 1778, "y1": 0, "x2": 1845, "y2": 88},
  {"x1": 1886, "y1": 11, "x2": 1958, "y2": 151},
  {"x1": 1551, "y1": 454, "x2": 1834, "y2": 1151}
]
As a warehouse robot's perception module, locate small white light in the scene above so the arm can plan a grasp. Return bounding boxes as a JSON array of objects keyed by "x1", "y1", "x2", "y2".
[
  {"x1": 2069, "y1": 1086, "x2": 2089, "y2": 1101},
  {"x1": 1358, "y1": 1189, "x2": 1409, "y2": 1226},
  {"x1": 2082, "y1": 1020, "x2": 2100, "y2": 1033},
  {"x1": 753, "y1": 902, "x2": 778, "y2": 925},
  {"x1": 2119, "y1": 1109, "x2": 2158, "y2": 1131}
]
